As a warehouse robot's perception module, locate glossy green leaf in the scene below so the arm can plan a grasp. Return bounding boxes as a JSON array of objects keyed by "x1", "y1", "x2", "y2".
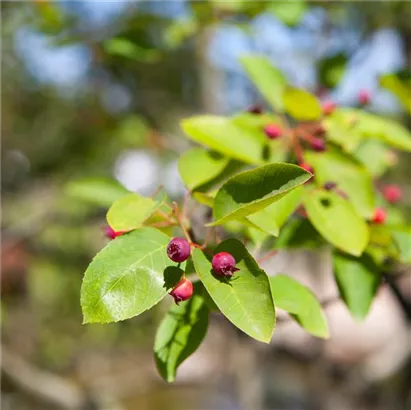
[
  {"x1": 154, "y1": 283, "x2": 209, "y2": 382},
  {"x1": 283, "y1": 87, "x2": 321, "y2": 121},
  {"x1": 268, "y1": 0, "x2": 307, "y2": 26},
  {"x1": 210, "y1": 163, "x2": 311, "y2": 226},
  {"x1": 81, "y1": 228, "x2": 175, "y2": 324},
  {"x1": 65, "y1": 177, "x2": 129, "y2": 207},
  {"x1": 181, "y1": 115, "x2": 265, "y2": 165},
  {"x1": 303, "y1": 190, "x2": 369, "y2": 256},
  {"x1": 192, "y1": 240, "x2": 275, "y2": 343},
  {"x1": 240, "y1": 55, "x2": 287, "y2": 111},
  {"x1": 247, "y1": 186, "x2": 303, "y2": 237},
  {"x1": 390, "y1": 225, "x2": 411, "y2": 263},
  {"x1": 106, "y1": 193, "x2": 159, "y2": 232},
  {"x1": 380, "y1": 73, "x2": 411, "y2": 114},
  {"x1": 333, "y1": 252, "x2": 381, "y2": 320},
  {"x1": 305, "y1": 150, "x2": 375, "y2": 218},
  {"x1": 178, "y1": 148, "x2": 229, "y2": 191},
  {"x1": 269, "y1": 275, "x2": 328, "y2": 338}
]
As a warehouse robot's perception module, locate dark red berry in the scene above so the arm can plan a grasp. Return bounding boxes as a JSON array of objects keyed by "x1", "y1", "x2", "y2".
[
  {"x1": 264, "y1": 124, "x2": 282, "y2": 140},
  {"x1": 169, "y1": 278, "x2": 193, "y2": 305},
  {"x1": 311, "y1": 138, "x2": 326, "y2": 152},
  {"x1": 358, "y1": 89, "x2": 371, "y2": 106},
  {"x1": 372, "y1": 208, "x2": 387, "y2": 224},
  {"x1": 167, "y1": 237, "x2": 190, "y2": 263},
  {"x1": 247, "y1": 104, "x2": 263, "y2": 115},
  {"x1": 104, "y1": 226, "x2": 125, "y2": 240},
  {"x1": 323, "y1": 181, "x2": 337, "y2": 191},
  {"x1": 212, "y1": 252, "x2": 238, "y2": 278},
  {"x1": 382, "y1": 184, "x2": 402, "y2": 204},
  {"x1": 299, "y1": 162, "x2": 314, "y2": 174},
  {"x1": 322, "y1": 100, "x2": 336, "y2": 116}
]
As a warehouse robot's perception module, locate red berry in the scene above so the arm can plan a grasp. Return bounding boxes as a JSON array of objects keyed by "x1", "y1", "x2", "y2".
[
  {"x1": 169, "y1": 278, "x2": 193, "y2": 305},
  {"x1": 212, "y1": 252, "x2": 238, "y2": 278},
  {"x1": 311, "y1": 138, "x2": 326, "y2": 152},
  {"x1": 358, "y1": 89, "x2": 371, "y2": 106},
  {"x1": 264, "y1": 124, "x2": 282, "y2": 140},
  {"x1": 382, "y1": 184, "x2": 402, "y2": 204},
  {"x1": 167, "y1": 237, "x2": 191, "y2": 263},
  {"x1": 299, "y1": 162, "x2": 314, "y2": 174},
  {"x1": 247, "y1": 104, "x2": 263, "y2": 115},
  {"x1": 104, "y1": 226, "x2": 125, "y2": 240},
  {"x1": 323, "y1": 181, "x2": 337, "y2": 191},
  {"x1": 322, "y1": 100, "x2": 336, "y2": 116},
  {"x1": 372, "y1": 208, "x2": 387, "y2": 224}
]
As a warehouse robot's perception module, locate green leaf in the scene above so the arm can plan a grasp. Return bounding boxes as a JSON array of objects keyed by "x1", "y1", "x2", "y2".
[
  {"x1": 380, "y1": 73, "x2": 411, "y2": 114},
  {"x1": 333, "y1": 252, "x2": 381, "y2": 320},
  {"x1": 239, "y1": 55, "x2": 287, "y2": 111},
  {"x1": 181, "y1": 115, "x2": 265, "y2": 165},
  {"x1": 354, "y1": 140, "x2": 392, "y2": 177},
  {"x1": 283, "y1": 87, "x2": 321, "y2": 121},
  {"x1": 106, "y1": 193, "x2": 159, "y2": 232},
  {"x1": 246, "y1": 186, "x2": 303, "y2": 237},
  {"x1": 269, "y1": 275, "x2": 329, "y2": 338},
  {"x1": 154, "y1": 283, "x2": 209, "y2": 382},
  {"x1": 104, "y1": 38, "x2": 161, "y2": 63},
  {"x1": 303, "y1": 190, "x2": 369, "y2": 256},
  {"x1": 210, "y1": 163, "x2": 311, "y2": 226},
  {"x1": 305, "y1": 150, "x2": 375, "y2": 218},
  {"x1": 268, "y1": 0, "x2": 307, "y2": 26},
  {"x1": 192, "y1": 240, "x2": 275, "y2": 343},
  {"x1": 318, "y1": 53, "x2": 347, "y2": 89},
  {"x1": 193, "y1": 191, "x2": 215, "y2": 208},
  {"x1": 81, "y1": 228, "x2": 175, "y2": 324},
  {"x1": 390, "y1": 225, "x2": 411, "y2": 263},
  {"x1": 65, "y1": 177, "x2": 129, "y2": 207},
  {"x1": 178, "y1": 148, "x2": 229, "y2": 191}
]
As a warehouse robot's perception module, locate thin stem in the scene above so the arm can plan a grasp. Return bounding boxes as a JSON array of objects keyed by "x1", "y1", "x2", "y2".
[
  {"x1": 257, "y1": 249, "x2": 279, "y2": 265},
  {"x1": 202, "y1": 227, "x2": 215, "y2": 249},
  {"x1": 172, "y1": 202, "x2": 193, "y2": 244},
  {"x1": 182, "y1": 190, "x2": 191, "y2": 221},
  {"x1": 289, "y1": 129, "x2": 304, "y2": 164}
]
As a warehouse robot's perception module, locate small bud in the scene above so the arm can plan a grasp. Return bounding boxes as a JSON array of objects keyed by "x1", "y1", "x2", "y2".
[
  {"x1": 169, "y1": 278, "x2": 193, "y2": 305},
  {"x1": 311, "y1": 138, "x2": 326, "y2": 152},
  {"x1": 358, "y1": 89, "x2": 371, "y2": 106},
  {"x1": 104, "y1": 226, "x2": 125, "y2": 240},
  {"x1": 264, "y1": 124, "x2": 282, "y2": 140},
  {"x1": 322, "y1": 100, "x2": 336, "y2": 116},
  {"x1": 372, "y1": 208, "x2": 387, "y2": 224},
  {"x1": 299, "y1": 162, "x2": 314, "y2": 174},
  {"x1": 323, "y1": 181, "x2": 337, "y2": 191},
  {"x1": 247, "y1": 104, "x2": 263, "y2": 115},
  {"x1": 212, "y1": 252, "x2": 239, "y2": 278},
  {"x1": 382, "y1": 184, "x2": 402, "y2": 204},
  {"x1": 167, "y1": 238, "x2": 191, "y2": 263}
]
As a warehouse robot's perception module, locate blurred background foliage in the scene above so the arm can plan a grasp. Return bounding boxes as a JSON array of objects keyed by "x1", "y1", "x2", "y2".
[{"x1": 1, "y1": 2, "x2": 411, "y2": 410}]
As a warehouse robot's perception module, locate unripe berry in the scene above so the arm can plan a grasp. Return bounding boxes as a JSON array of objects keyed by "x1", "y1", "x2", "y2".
[
  {"x1": 311, "y1": 138, "x2": 326, "y2": 152},
  {"x1": 372, "y1": 208, "x2": 387, "y2": 224},
  {"x1": 167, "y1": 237, "x2": 191, "y2": 263},
  {"x1": 247, "y1": 104, "x2": 263, "y2": 115},
  {"x1": 104, "y1": 226, "x2": 125, "y2": 240},
  {"x1": 382, "y1": 184, "x2": 402, "y2": 204},
  {"x1": 169, "y1": 278, "x2": 193, "y2": 305},
  {"x1": 323, "y1": 181, "x2": 337, "y2": 191},
  {"x1": 322, "y1": 100, "x2": 336, "y2": 116},
  {"x1": 264, "y1": 124, "x2": 282, "y2": 140},
  {"x1": 358, "y1": 89, "x2": 371, "y2": 106},
  {"x1": 212, "y1": 252, "x2": 239, "y2": 278},
  {"x1": 299, "y1": 162, "x2": 314, "y2": 174}
]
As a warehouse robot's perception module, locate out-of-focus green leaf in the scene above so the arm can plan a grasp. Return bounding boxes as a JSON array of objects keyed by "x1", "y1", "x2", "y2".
[
  {"x1": 303, "y1": 190, "x2": 369, "y2": 256},
  {"x1": 354, "y1": 140, "x2": 392, "y2": 177},
  {"x1": 390, "y1": 225, "x2": 411, "y2": 263},
  {"x1": 65, "y1": 177, "x2": 129, "y2": 207},
  {"x1": 333, "y1": 252, "x2": 381, "y2": 320},
  {"x1": 104, "y1": 38, "x2": 161, "y2": 63},
  {"x1": 240, "y1": 55, "x2": 287, "y2": 111},
  {"x1": 164, "y1": 19, "x2": 198, "y2": 48},
  {"x1": 305, "y1": 150, "x2": 375, "y2": 218},
  {"x1": 268, "y1": 0, "x2": 307, "y2": 26},
  {"x1": 154, "y1": 283, "x2": 208, "y2": 382},
  {"x1": 283, "y1": 87, "x2": 322, "y2": 121},
  {"x1": 178, "y1": 148, "x2": 229, "y2": 191},
  {"x1": 380, "y1": 73, "x2": 411, "y2": 114},
  {"x1": 210, "y1": 163, "x2": 311, "y2": 226},
  {"x1": 269, "y1": 275, "x2": 328, "y2": 338},
  {"x1": 192, "y1": 240, "x2": 275, "y2": 343},
  {"x1": 318, "y1": 53, "x2": 347, "y2": 88}
]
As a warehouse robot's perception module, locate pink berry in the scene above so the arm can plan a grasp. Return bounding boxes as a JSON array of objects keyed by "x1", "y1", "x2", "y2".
[
  {"x1": 372, "y1": 208, "x2": 387, "y2": 224},
  {"x1": 311, "y1": 138, "x2": 326, "y2": 152},
  {"x1": 212, "y1": 252, "x2": 239, "y2": 278},
  {"x1": 264, "y1": 124, "x2": 282, "y2": 140},
  {"x1": 358, "y1": 89, "x2": 371, "y2": 106},
  {"x1": 169, "y1": 278, "x2": 193, "y2": 305},
  {"x1": 247, "y1": 104, "x2": 263, "y2": 115},
  {"x1": 167, "y1": 237, "x2": 191, "y2": 263},
  {"x1": 104, "y1": 226, "x2": 125, "y2": 240},
  {"x1": 322, "y1": 100, "x2": 336, "y2": 116},
  {"x1": 382, "y1": 184, "x2": 402, "y2": 204},
  {"x1": 299, "y1": 162, "x2": 314, "y2": 174}
]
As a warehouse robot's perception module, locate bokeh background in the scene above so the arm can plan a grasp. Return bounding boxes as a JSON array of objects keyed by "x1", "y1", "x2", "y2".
[{"x1": 2, "y1": 2, "x2": 411, "y2": 410}]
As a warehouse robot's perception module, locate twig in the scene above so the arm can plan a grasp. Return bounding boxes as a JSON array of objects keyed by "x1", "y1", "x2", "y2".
[
  {"x1": 172, "y1": 202, "x2": 192, "y2": 244},
  {"x1": 257, "y1": 249, "x2": 279, "y2": 265}
]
